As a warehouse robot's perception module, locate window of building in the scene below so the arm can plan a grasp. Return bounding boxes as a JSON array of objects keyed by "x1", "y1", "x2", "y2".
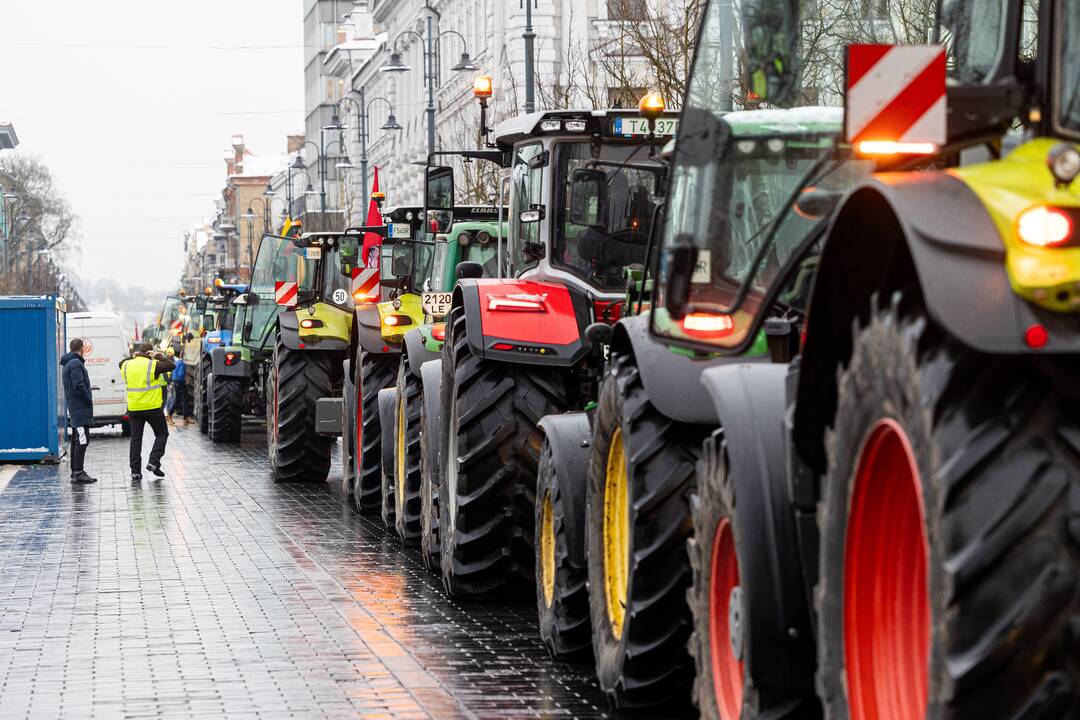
[{"x1": 607, "y1": 0, "x2": 647, "y2": 20}]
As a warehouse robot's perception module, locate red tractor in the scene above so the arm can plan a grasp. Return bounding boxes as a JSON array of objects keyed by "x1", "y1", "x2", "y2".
[{"x1": 429, "y1": 100, "x2": 678, "y2": 598}]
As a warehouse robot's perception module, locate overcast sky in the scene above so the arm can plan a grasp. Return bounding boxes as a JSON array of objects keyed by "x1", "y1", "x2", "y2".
[{"x1": 0, "y1": 0, "x2": 304, "y2": 295}]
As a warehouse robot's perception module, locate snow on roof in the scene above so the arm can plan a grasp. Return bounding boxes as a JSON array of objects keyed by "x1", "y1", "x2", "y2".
[{"x1": 233, "y1": 152, "x2": 291, "y2": 179}]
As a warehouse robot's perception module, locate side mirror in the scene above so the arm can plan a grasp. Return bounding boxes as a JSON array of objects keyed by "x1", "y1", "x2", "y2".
[
  {"x1": 740, "y1": 0, "x2": 800, "y2": 106},
  {"x1": 338, "y1": 235, "x2": 359, "y2": 275},
  {"x1": 569, "y1": 168, "x2": 608, "y2": 228},
  {"x1": 663, "y1": 235, "x2": 697, "y2": 320},
  {"x1": 456, "y1": 261, "x2": 484, "y2": 280},
  {"x1": 585, "y1": 322, "x2": 613, "y2": 349},
  {"x1": 423, "y1": 165, "x2": 453, "y2": 231},
  {"x1": 795, "y1": 187, "x2": 842, "y2": 220},
  {"x1": 391, "y1": 243, "x2": 414, "y2": 278},
  {"x1": 203, "y1": 313, "x2": 215, "y2": 331}
]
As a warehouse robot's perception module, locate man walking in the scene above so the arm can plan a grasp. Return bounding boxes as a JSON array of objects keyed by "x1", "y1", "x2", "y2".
[
  {"x1": 61, "y1": 338, "x2": 97, "y2": 484},
  {"x1": 121, "y1": 342, "x2": 175, "y2": 481}
]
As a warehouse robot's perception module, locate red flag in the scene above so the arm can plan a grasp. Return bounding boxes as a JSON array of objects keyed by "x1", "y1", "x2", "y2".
[
  {"x1": 352, "y1": 167, "x2": 384, "y2": 302},
  {"x1": 361, "y1": 167, "x2": 383, "y2": 262}
]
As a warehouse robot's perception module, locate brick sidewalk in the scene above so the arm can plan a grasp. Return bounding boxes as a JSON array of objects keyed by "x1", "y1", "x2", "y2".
[{"x1": 0, "y1": 422, "x2": 610, "y2": 719}]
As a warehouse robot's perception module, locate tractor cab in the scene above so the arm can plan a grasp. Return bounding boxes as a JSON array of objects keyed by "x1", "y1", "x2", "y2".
[{"x1": 426, "y1": 106, "x2": 677, "y2": 312}]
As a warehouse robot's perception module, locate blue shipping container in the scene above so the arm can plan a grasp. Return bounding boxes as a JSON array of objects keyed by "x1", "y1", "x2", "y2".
[{"x1": 0, "y1": 296, "x2": 66, "y2": 462}]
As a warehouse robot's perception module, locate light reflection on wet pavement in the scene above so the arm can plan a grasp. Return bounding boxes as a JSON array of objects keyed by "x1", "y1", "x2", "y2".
[{"x1": 0, "y1": 422, "x2": 613, "y2": 718}]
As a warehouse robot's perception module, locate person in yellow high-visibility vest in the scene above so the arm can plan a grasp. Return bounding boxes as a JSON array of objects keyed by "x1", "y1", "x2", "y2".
[{"x1": 120, "y1": 342, "x2": 176, "y2": 481}]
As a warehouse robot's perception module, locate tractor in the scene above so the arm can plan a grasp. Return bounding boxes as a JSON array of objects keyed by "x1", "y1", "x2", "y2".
[
  {"x1": 592, "y1": 0, "x2": 1080, "y2": 718},
  {"x1": 185, "y1": 280, "x2": 248, "y2": 435},
  {"x1": 429, "y1": 101, "x2": 677, "y2": 600},
  {"x1": 386, "y1": 208, "x2": 505, "y2": 557},
  {"x1": 204, "y1": 229, "x2": 353, "y2": 471},
  {"x1": 338, "y1": 204, "x2": 426, "y2": 514}
]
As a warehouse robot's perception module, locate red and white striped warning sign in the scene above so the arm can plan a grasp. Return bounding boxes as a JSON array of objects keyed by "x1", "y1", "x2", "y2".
[
  {"x1": 275, "y1": 281, "x2": 298, "y2": 307},
  {"x1": 351, "y1": 246, "x2": 380, "y2": 304},
  {"x1": 845, "y1": 44, "x2": 946, "y2": 148}
]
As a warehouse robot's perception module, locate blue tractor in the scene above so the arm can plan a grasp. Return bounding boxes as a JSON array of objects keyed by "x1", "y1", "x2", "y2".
[{"x1": 184, "y1": 282, "x2": 248, "y2": 435}]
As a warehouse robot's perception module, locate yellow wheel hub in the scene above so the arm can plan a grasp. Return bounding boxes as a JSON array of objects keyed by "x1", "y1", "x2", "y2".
[
  {"x1": 540, "y1": 491, "x2": 555, "y2": 608},
  {"x1": 396, "y1": 390, "x2": 406, "y2": 515},
  {"x1": 603, "y1": 427, "x2": 630, "y2": 637}
]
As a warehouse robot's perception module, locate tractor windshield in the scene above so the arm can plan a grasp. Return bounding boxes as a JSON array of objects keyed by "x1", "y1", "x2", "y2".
[
  {"x1": 651, "y1": 0, "x2": 875, "y2": 351},
  {"x1": 245, "y1": 234, "x2": 314, "y2": 347},
  {"x1": 553, "y1": 141, "x2": 663, "y2": 291},
  {"x1": 407, "y1": 240, "x2": 437, "y2": 293},
  {"x1": 157, "y1": 296, "x2": 190, "y2": 351}
]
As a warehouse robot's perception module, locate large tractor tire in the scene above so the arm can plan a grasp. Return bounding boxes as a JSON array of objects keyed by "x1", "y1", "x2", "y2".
[
  {"x1": 266, "y1": 333, "x2": 334, "y2": 482},
  {"x1": 687, "y1": 432, "x2": 751, "y2": 720},
  {"x1": 378, "y1": 388, "x2": 398, "y2": 530},
  {"x1": 536, "y1": 436, "x2": 591, "y2": 659},
  {"x1": 419, "y1": 361, "x2": 443, "y2": 572},
  {"x1": 341, "y1": 358, "x2": 357, "y2": 496},
  {"x1": 817, "y1": 292, "x2": 1080, "y2": 720},
  {"x1": 208, "y1": 375, "x2": 242, "y2": 443},
  {"x1": 394, "y1": 360, "x2": 423, "y2": 545},
  {"x1": 351, "y1": 349, "x2": 397, "y2": 512},
  {"x1": 439, "y1": 306, "x2": 568, "y2": 598},
  {"x1": 587, "y1": 353, "x2": 704, "y2": 713},
  {"x1": 196, "y1": 356, "x2": 211, "y2": 434}
]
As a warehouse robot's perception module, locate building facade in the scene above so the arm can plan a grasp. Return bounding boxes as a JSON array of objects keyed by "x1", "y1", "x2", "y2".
[{"x1": 317, "y1": 0, "x2": 680, "y2": 222}]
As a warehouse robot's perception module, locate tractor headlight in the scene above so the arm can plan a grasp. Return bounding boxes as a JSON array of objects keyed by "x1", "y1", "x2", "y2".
[{"x1": 1047, "y1": 143, "x2": 1080, "y2": 187}]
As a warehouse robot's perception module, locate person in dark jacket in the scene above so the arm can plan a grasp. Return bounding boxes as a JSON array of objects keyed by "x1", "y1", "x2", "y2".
[{"x1": 61, "y1": 338, "x2": 97, "y2": 484}]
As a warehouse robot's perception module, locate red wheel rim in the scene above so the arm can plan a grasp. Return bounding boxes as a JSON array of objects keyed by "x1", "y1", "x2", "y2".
[
  {"x1": 709, "y1": 518, "x2": 744, "y2": 719},
  {"x1": 844, "y1": 419, "x2": 929, "y2": 719}
]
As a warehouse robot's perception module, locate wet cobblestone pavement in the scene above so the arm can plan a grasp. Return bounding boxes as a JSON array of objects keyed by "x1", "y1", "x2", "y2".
[{"x1": 0, "y1": 421, "x2": 613, "y2": 718}]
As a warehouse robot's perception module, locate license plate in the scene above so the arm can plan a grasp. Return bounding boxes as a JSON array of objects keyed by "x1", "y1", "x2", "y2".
[
  {"x1": 305, "y1": 246, "x2": 322, "y2": 260},
  {"x1": 387, "y1": 223, "x2": 411, "y2": 239},
  {"x1": 613, "y1": 117, "x2": 680, "y2": 137},
  {"x1": 422, "y1": 292, "x2": 452, "y2": 318}
]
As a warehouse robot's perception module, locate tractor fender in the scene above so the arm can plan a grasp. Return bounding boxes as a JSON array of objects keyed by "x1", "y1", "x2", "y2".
[
  {"x1": 403, "y1": 328, "x2": 439, "y2": 378},
  {"x1": 699, "y1": 361, "x2": 818, "y2": 701},
  {"x1": 278, "y1": 311, "x2": 302, "y2": 349},
  {"x1": 210, "y1": 347, "x2": 249, "y2": 379},
  {"x1": 607, "y1": 314, "x2": 724, "y2": 425},
  {"x1": 419, "y1": 358, "x2": 443, "y2": 467},
  {"x1": 453, "y1": 279, "x2": 591, "y2": 367},
  {"x1": 355, "y1": 304, "x2": 401, "y2": 355},
  {"x1": 377, "y1": 387, "x2": 397, "y2": 475},
  {"x1": 794, "y1": 172, "x2": 1080, "y2": 472},
  {"x1": 536, "y1": 411, "x2": 592, "y2": 569}
]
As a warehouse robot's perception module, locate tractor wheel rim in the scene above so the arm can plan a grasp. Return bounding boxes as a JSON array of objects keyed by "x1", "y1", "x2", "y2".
[
  {"x1": 709, "y1": 518, "x2": 744, "y2": 719},
  {"x1": 602, "y1": 427, "x2": 629, "y2": 638},
  {"x1": 540, "y1": 491, "x2": 555, "y2": 607},
  {"x1": 396, "y1": 390, "x2": 407, "y2": 515},
  {"x1": 844, "y1": 418, "x2": 929, "y2": 720}
]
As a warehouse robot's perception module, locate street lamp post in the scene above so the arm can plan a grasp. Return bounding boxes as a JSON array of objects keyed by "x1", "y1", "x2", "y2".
[
  {"x1": 380, "y1": 24, "x2": 478, "y2": 159},
  {"x1": 523, "y1": 0, "x2": 537, "y2": 113},
  {"x1": 340, "y1": 91, "x2": 402, "y2": 203},
  {"x1": 295, "y1": 114, "x2": 344, "y2": 226},
  {"x1": 241, "y1": 198, "x2": 269, "y2": 278}
]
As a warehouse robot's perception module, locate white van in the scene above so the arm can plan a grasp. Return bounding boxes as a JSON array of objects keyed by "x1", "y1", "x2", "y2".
[{"x1": 66, "y1": 312, "x2": 130, "y2": 434}]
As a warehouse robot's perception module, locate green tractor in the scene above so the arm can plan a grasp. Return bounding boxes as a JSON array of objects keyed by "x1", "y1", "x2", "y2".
[
  {"x1": 388, "y1": 210, "x2": 505, "y2": 558},
  {"x1": 205, "y1": 230, "x2": 353, "y2": 477}
]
